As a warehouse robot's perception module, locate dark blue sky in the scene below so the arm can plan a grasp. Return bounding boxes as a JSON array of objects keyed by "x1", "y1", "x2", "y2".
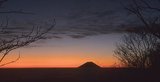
[
  {"x1": 2, "y1": 0, "x2": 133, "y2": 38},
  {"x1": 2, "y1": 0, "x2": 159, "y2": 38}
]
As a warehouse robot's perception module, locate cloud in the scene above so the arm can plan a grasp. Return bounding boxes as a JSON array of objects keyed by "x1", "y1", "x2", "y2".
[
  {"x1": 53, "y1": 7, "x2": 130, "y2": 38},
  {"x1": 0, "y1": 0, "x2": 135, "y2": 39}
]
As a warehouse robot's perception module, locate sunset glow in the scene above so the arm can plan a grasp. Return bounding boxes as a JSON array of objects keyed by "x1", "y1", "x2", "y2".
[
  {"x1": 0, "y1": 0, "x2": 124, "y2": 68},
  {"x1": 0, "y1": 0, "x2": 159, "y2": 82},
  {"x1": 2, "y1": 34, "x2": 120, "y2": 68}
]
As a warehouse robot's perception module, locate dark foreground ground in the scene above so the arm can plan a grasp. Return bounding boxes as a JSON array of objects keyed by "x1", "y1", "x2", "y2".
[{"x1": 0, "y1": 68, "x2": 160, "y2": 82}]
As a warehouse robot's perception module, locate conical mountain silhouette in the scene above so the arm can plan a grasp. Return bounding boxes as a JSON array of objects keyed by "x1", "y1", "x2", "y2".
[{"x1": 79, "y1": 61, "x2": 100, "y2": 68}]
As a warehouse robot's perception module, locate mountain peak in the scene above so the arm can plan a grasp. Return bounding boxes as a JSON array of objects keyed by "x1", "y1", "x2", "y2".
[{"x1": 79, "y1": 61, "x2": 101, "y2": 68}]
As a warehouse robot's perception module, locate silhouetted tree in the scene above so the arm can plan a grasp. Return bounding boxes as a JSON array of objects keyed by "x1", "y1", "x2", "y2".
[
  {"x1": 124, "y1": 0, "x2": 160, "y2": 38},
  {"x1": 115, "y1": 0, "x2": 160, "y2": 68},
  {"x1": 0, "y1": 0, "x2": 55, "y2": 66},
  {"x1": 114, "y1": 33, "x2": 159, "y2": 68}
]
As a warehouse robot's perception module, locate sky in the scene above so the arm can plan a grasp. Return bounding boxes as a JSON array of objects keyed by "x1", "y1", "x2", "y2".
[
  {"x1": 3, "y1": 34, "x2": 121, "y2": 68},
  {"x1": 1, "y1": 0, "x2": 157, "y2": 68}
]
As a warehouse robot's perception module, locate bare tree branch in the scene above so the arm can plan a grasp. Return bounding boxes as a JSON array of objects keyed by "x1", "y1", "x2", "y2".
[
  {"x1": 0, "y1": 0, "x2": 56, "y2": 67},
  {"x1": 0, "y1": 18, "x2": 56, "y2": 66},
  {"x1": 0, "y1": 51, "x2": 20, "y2": 67},
  {"x1": 115, "y1": 0, "x2": 160, "y2": 68},
  {"x1": 114, "y1": 33, "x2": 159, "y2": 68}
]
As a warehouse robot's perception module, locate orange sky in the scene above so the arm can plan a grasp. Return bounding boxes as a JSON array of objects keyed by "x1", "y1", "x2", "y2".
[
  {"x1": 2, "y1": 49, "x2": 115, "y2": 68},
  {"x1": 1, "y1": 34, "x2": 120, "y2": 68}
]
